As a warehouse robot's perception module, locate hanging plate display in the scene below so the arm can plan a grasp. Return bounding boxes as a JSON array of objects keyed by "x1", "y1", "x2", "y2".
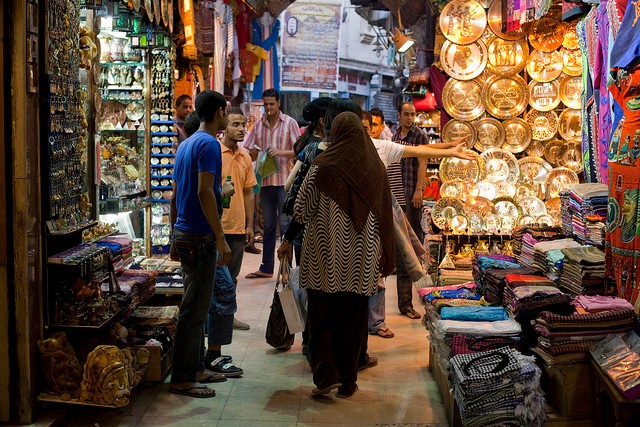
[
  {"x1": 501, "y1": 214, "x2": 518, "y2": 233},
  {"x1": 485, "y1": 36, "x2": 529, "y2": 76},
  {"x1": 440, "y1": 180, "x2": 466, "y2": 200},
  {"x1": 545, "y1": 167, "x2": 579, "y2": 198},
  {"x1": 441, "y1": 40, "x2": 488, "y2": 81},
  {"x1": 441, "y1": 119, "x2": 478, "y2": 149},
  {"x1": 440, "y1": 0, "x2": 487, "y2": 45},
  {"x1": 545, "y1": 197, "x2": 562, "y2": 224},
  {"x1": 474, "y1": 118, "x2": 505, "y2": 152},
  {"x1": 481, "y1": 148, "x2": 520, "y2": 183},
  {"x1": 487, "y1": 0, "x2": 525, "y2": 41},
  {"x1": 495, "y1": 180, "x2": 517, "y2": 198},
  {"x1": 451, "y1": 215, "x2": 470, "y2": 234},
  {"x1": 543, "y1": 139, "x2": 568, "y2": 166},
  {"x1": 560, "y1": 141, "x2": 584, "y2": 173},
  {"x1": 98, "y1": 101, "x2": 126, "y2": 130},
  {"x1": 472, "y1": 180, "x2": 498, "y2": 200},
  {"x1": 518, "y1": 196, "x2": 547, "y2": 217},
  {"x1": 525, "y1": 109, "x2": 559, "y2": 141},
  {"x1": 528, "y1": 17, "x2": 565, "y2": 52},
  {"x1": 528, "y1": 79, "x2": 561, "y2": 111},
  {"x1": 562, "y1": 22, "x2": 580, "y2": 50},
  {"x1": 561, "y1": 48, "x2": 582, "y2": 76},
  {"x1": 465, "y1": 196, "x2": 495, "y2": 217},
  {"x1": 526, "y1": 140, "x2": 546, "y2": 157},
  {"x1": 502, "y1": 118, "x2": 532, "y2": 153},
  {"x1": 559, "y1": 75, "x2": 582, "y2": 109},
  {"x1": 493, "y1": 197, "x2": 522, "y2": 219},
  {"x1": 482, "y1": 74, "x2": 528, "y2": 119},
  {"x1": 440, "y1": 152, "x2": 485, "y2": 182},
  {"x1": 431, "y1": 197, "x2": 466, "y2": 229},
  {"x1": 527, "y1": 50, "x2": 564, "y2": 82},
  {"x1": 442, "y1": 78, "x2": 485, "y2": 120},
  {"x1": 518, "y1": 156, "x2": 552, "y2": 184},
  {"x1": 125, "y1": 101, "x2": 145, "y2": 121},
  {"x1": 536, "y1": 214, "x2": 555, "y2": 227},
  {"x1": 558, "y1": 108, "x2": 582, "y2": 142},
  {"x1": 519, "y1": 215, "x2": 536, "y2": 226},
  {"x1": 484, "y1": 213, "x2": 502, "y2": 233},
  {"x1": 145, "y1": 0, "x2": 154, "y2": 22}
]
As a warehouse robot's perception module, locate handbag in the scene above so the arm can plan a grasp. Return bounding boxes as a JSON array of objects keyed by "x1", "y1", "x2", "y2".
[
  {"x1": 265, "y1": 260, "x2": 295, "y2": 350},
  {"x1": 278, "y1": 262, "x2": 305, "y2": 334}
]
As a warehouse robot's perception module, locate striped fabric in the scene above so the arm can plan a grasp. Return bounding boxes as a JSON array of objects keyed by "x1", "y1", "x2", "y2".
[
  {"x1": 387, "y1": 162, "x2": 405, "y2": 205},
  {"x1": 293, "y1": 166, "x2": 381, "y2": 296},
  {"x1": 244, "y1": 111, "x2": 300, "y2": 187},
  {"x1": 535, "y1": 308, "x2": 635, "y2": 329}
]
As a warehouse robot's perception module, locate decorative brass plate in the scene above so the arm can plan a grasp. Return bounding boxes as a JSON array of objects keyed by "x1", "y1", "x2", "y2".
[
  {"x1": 440, "y1": 152, "x2": 485, "y2": 182},
  {"x1": 518, "y1": 156, "x2": 552, "y2": 187},
  {"x1": 545, "y1": 197, "x2": 562, "y2": 224},
  {"x1": 527, "y1": 50, "x2": 564, "y2": 82},
  {"x1": 443, "y1": 78, "x2": 485, "y2": 120},
  {"x1": 440, "y1": 0, "x2": 487, "y2": 45},
  {"x1": 495, "y1": 180, "x2": 517, "y2": 198},
  {"x1": 441, "y1": 40, "x2": 488, "y2": 81},
  {"x1": 545, "y1": 167, "x2": 579, "y2": 198},
  {"x1": 487, "y1": 0, "x2": 525, "y2": 41},
  {"x1": 562, "y1": 22, "x2": 580, "y2": 50},
  {"x1": 465, "y1": 196, "x2": 495, "y2": 218},
  {"x1": 474, "y1": 117, "x2": 505, "y2": 152},
  {"x1": 519, "y1": 215, "x2": 536, "y2": 226},
  {"x1": 473, "y1": 180, "x2": 497, "y2": 200},
  {"x1": 493, "y1": 197, "x2": 522, "y2": 219},
  {"x1": 561, "y1": 48, "x2": 582, "y2": 76},
  {"x1": 432, "y1": 197, "x2": 466, "y2": 229},
  {"x1": 528, "y1": 79, "x2": 561, "y2": 112},
  {"x1": 526, "y1": 140, "x2": 546, "y2": 157},
  {"x1": 516, "y1": 183, "x2": 535, "y2": 199},
  {"x1": 525, "y1": 109, "x2": 559, "y2": 141},
  {"x1": 442, "y1": 119, "x2": 478, "y2": 148},
  {"x1": 502, "y1": 118, "x2": 532, "y2": 153},
  {"x1": 518, "y1": 196, "x2": 547, "y2": 217},
  {"x1": 440, "y1": 180, "x2": 466, "y2": 200},
  {"x1": 451, "y1": 214, "x2": 470, "y2": 234},
  {"x1": 536, "y1": 214, "x2": 556, "y2": 227},
  {"x1": 560, "y1": 75, "x2": 582, "y2": 109},
  {"x1": 486, "y1": 36, "x2": 529, "y2": 76},
  {"x1": 543, "y1": 139, "x2": 568, "y2": 166},
  {"x1": 481, "y1": 148, "x2": 520, "y2": 183},
  {"x1": 501, "y1": 214, "x2": 518, "y2": 233},
  {"x1": 482, "y1": 75, "x2": 528, "y2": 119},
  {"x1": 528, "y1": 17, "x2": 565, "y2": 52},
  {"x1": 558, "y1": 108, "x2": 582, "y2": 142},
  {"x1": 484, "y1": 213, "x2": 502, "y2": 233},
  {"x1": 560, "y1": 141, "x2": 583, "y2": 173}
]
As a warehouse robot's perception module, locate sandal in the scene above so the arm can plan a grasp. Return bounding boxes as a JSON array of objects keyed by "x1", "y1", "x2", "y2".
[
  {"x1": 197, "y1": 370, "x2": 227, "y2": 383},
  {"x1": 169, "y1": 384, "x2": 216, "y2": 398},
  {"x1": 374, "y1": 327, "x2": 395, "y2": 338},
  {"x1": 402, "y1": 308, "x2": 421, "y2": 319},
  {"x1": 245, "y1": 271, "x2": 273, "y2": 279}
]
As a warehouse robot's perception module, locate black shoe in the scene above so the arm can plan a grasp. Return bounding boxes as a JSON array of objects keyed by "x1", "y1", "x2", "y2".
[
  {"x1": 357, "y1": 356, "x2": 378, "y2": 371},
  {"x1": 336, "y1": 383, "x2": 358, "y2": 398},
  {"x1": 244, "y1": 244, "x2": 261, "y2": 254},
  {"x1": 208, "y1": 356, "x2": 243, "y2": 378}
]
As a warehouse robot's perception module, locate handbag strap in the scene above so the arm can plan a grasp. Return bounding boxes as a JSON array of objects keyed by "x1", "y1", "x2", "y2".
[
  {"x1": 462, "y1": 351, "x2": 510, "y2": 377},
  {"x1": 275, "y1": 256, "x2": 291, "y2": 292}
]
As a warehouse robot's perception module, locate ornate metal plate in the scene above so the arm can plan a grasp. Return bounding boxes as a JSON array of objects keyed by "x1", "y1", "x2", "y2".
[
  {"x1": 519, "y1": 215, "x2": 535, "y2": 226},
  {"x1": 442, "y1": 119, "x2": 478, "y2": 148},
  {"x1": 562, "y1": 48, "x2": 582, "y2": 77},
  {"x1": 484, "y1": 213, "x2": 501, "y2": 233},
  {"x1": 545, "y1": 167, "x2": 579, "y2": 198},
  {"x1": 543, "y1": 139, "x2": 567, "y2": 166},
  {"x1": 482, "y1": 75, "x2": 528, "y2": 119},
  {"x1": 465, "y1": 196, "x2": 495, "y2": 217},
  {"x1": 440, "y1": 0, "x2": 487, "y2": 45},
  {"x1": 516, "y1": 183, "x2": 535, "y2": 199},
  {"x1": 432, "y1": 197, "x2": 466, "y2": 229},
  {"x1": 440, "y1": 180, "x2": 466, "y2": 200},
  {"x1": 528, "y1": 79, "x2": 561, "y2": 112},
  {"x1": 481, "y1": 148, "x2": 520, "y2": 183},
  {"x1": 526, "y1": 109, "x2": 559, "y2": 141},
  {"x1": 440, "y1": 152, "x2": 485, "y2": 182},
  {"x1": 563, "y1": 22, "x2": 580, "y2": 50},
  {"x1": 502, "y1": 118, "x2": 532, "y2": 153},
  {"x1": 545, "y1": 197, "x2": 562, "y2": 224},
  {"x1": 560, "y1": 141, "x2": 584, "y2": 173},
  {"x1": 527, "y1": 50, "x2": 564, "y2": 82},
  {"x1": 474, "y1": 118, "x2": 505, "y2": 152},
  {"x1": 501, "y1": 214, "x2": 518, "y2": 233},
  {"x1": 486, "y1": 36, "x2": 529, "y2": 76},
  {"x1": 493, "y1": 197, "x2": 521, "y2": 219},
  {"x1": 526, "y1": 140, "x2": 546, "y2": 157},
  {"x1": 528, "y1": 17, "x2": 565, "y2": 52},
  {"x1": 558, "y1": 108, "x2": 582, "y2": 142},
  {"x1": 441, "y1": 40, "x2": 488, "y2": 81},
  {"x1": 535, "y1": 214, "x2": 555, "y2": 227},
  {"x1": 495, "y1": 180, "x2": 517, "y2": 198},
  {"x1": 473, "y1": 180, "x2": 497, "y2": 200},
  {"x1": 451, "y1": 215, "x2": 470, "y2": 234},
  {"x1": 487, "y1": 0, "x2": 525, "y2": 41},
  {"x1": 518, "y1": 156, "x2": 552, "y2": 184},
  {"x1": 518, "y1": 196, "x2": 547, "y2": 217},
  {"x1": 442, "y1": 78, "x2": 485, "y2": 120},
  {"x1": 560, "y1": 75, "x2": 582, "y2": 109}
]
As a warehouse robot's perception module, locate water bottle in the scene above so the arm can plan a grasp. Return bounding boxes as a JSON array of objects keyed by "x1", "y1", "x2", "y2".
[{"x1": 222, "y1": 176, "x2": 232, "y2": 208}]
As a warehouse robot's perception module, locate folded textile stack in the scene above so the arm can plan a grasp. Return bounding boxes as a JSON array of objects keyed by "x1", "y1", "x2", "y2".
[
  {"x1": 450, "y1": 347, "x2": 546, "y2": 427},
  {"x1": 472, "y1": 254, "x2": 519, "y2": 293},
  {"x1": 511, "y1": 226, "x2": 564, "y2": 261},
  {"x1": 503, "y1": 283, "x2": 572, "y2": 318},
  {"x1": 533, "y1": 296, "x2": 635, "y2": 365},
  {"x1": 439, "y1": 268, "x2": 474, "y2": 286},
  {"x1": 531, "y1": 238, "x2": 583, "y2": 281},
  {"x1": 95, "y1": 236, "x2": 134, "y2": 273},
  {"x1": 419, "y1": 282, "x2": 482, "y2": 304},
  {"x1": 560, "y1": 184, "x2": 608, "y2": 246},
  {"x1": 102, "y1": 269, "x2": 158, "y2": 317},
  {"x1": 558, "y1": 246, "x2": 607, "y2": 296},
  {"x1": 451, "y1": 334, "x2": 521, "y2": 356},
  {"x1": 482, "y1": 267, "x2": 540, "y2": 305}
]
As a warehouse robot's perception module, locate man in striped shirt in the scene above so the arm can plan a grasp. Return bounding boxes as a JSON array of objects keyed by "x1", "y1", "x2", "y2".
[{"x1": 244, "y1": 89, "x2": 300, "y2": 278}]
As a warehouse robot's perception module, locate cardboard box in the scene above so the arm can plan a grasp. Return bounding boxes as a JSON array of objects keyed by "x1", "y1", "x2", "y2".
[
  {"x1": 543, "y1": 363, "x2": 596, "y2": 418},
  {"x1": 136, "y1": 344, "x2": 173, "y2": 382}
]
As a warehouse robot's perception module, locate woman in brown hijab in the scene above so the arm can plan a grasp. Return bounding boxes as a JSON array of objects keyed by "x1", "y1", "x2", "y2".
[{"x1": 278, "y1": 111, "x2": 395, "y2": 398}]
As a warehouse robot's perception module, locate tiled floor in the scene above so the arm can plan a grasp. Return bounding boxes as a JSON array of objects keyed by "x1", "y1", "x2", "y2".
[{"x1": 52, "y1": 244, "x2": 448, "y2": 427}]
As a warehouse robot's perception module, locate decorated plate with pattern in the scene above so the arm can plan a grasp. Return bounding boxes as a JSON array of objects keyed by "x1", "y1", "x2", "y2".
[
  {"x1": 558, "y1": 108, "x2": 582, "y2": 142},
  {"x1": 474, "y1": 117, "x2": 505, "y2": 152},
  {"x1": 502, "y1": 118, "x2": 532, "y2": 153},
  {"x1": 482, "y1": 74, "x2": 528, "y2": 119},
  {"x1": 440, "y1": 0, "x2": 487, "y2": 45},
  {"x1": 465, "y1": 196, "x2": 495, "y2": 217},
  {"x1": 528, "y1": 79, "x2": 561, "y2": 112},
  {"x1": 528, "y1": 17, "x2": 565, "y2": 52},
  {"x1": 487, "y1": 0, "x2": 525, "y2": 41},
  {"x1": 486, "y1": 36, "x2": 529, "y2": 76},
  {"x1": 440, "y1": 152, "x2": 485, "y2": 182},
  {"x1": 493, "y1": 197, "x2": 522, "y2": 219},
  {"x1": 518, "y1": 156, "x2": 552, "y2": 184},
  {"x1": 527, "y1": 50, "x2": 564, "y2": 82},
  {"x1": 560, "y1": 141, "x2": 583, "y2": 173},
  {"x1": 545, "y1": 167, "x2": 579, "y2": 198},
  {"x1": 443, "y1": 78, "x2": 485, "y2": 120},
  {"x1": 441, "y1": 119, "x2": 478, "y2": 149},
  {"x1": 481, "y1": 148, "x2": 520, "y2": 183},
  {"x1": 441, "y1": 40, "x2": 488, "y2": 81},
  {"x1": 472, "y1": 180, "x2": 498, "y2": 200},
  {"x1": 560, "y1": 75, "x2": 582, "y2": 109},
  {"x1": 432, "y1": 197, "x2": 466, "y2": 229},
  {"x1": 494, "y1": 180, "x2": 517, "y2": 198},
  {"x1": 561, "y1": 47, "x2": 582, "y2": 76},
  {"x1": 518, "y1": 196, "x2": 547, "y2": 217},
  {"x1": 525, "y1": 109, "x2": 559, "y2": 141}
]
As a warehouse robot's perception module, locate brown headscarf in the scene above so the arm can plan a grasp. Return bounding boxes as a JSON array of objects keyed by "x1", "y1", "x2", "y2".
[{"x1": 312, "y1": 112, "x2": 396, "y2": 276}]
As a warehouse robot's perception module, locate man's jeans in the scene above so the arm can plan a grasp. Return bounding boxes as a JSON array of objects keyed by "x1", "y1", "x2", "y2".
[
  {"x1": 207, "y1": 265, "x2": 237, "y2": 346},
  {"x1": 225, "y1": 234, "x2": 246, "y2": 284},
  {"x1": 259, "y1": 185, "x2": 290, "y2": 274},
  {"x1": 171, "y1": 230, "x2": 217, "y2": 384},
  {"x1": 396, "y1": 201, "x2": 424, "y2": 312},
  {"x1": 368, "y1": 284, "x2": 387, "y2": 334}
]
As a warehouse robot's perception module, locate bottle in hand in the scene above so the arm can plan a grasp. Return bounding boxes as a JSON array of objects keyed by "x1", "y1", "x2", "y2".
[{"x1": 222, "y1": 176, "x2": 232, "y2": 209}]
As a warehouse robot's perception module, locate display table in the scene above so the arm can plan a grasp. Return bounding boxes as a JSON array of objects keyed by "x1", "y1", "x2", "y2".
[{"x1": 591, "y1": 358, "x2": 640, "y2": 427}]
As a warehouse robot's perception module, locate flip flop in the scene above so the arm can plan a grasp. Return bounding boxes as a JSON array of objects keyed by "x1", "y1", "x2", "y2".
[
  {"x1": 245, "y1": 271, "x2": 273, "y2": 279},
  {"x1": 198, "y1": 370, "x2": 227, "y2": 383},
  {"x1": 169, "y1": 384, "x2": 216, "y2": 398},
  {"x1": 374, "y1": 327, "x2": 395, "y2": 338},
  {"x1": 402, "y1": 308, "x2": 421, "y2": 319}
]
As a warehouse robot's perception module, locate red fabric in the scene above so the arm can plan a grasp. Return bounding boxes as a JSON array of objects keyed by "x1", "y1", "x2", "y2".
[
  {"x1": 239, "y1": 49, "x2": 259, "y2": 81},
  {"x1": 429, "y1": 65, "x2": 451, "y2": 129},
  {"x1": 234, "y1": 2, "x2": 251, "y2": 50}
]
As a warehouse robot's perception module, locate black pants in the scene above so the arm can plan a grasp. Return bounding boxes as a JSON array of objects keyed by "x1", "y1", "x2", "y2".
[{"x1": 307, "y1": 289, "x2": 369, "y2": 388}]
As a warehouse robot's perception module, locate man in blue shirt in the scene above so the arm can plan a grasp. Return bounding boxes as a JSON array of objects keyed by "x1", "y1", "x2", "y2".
[{"x1": 169, "y1": 90, "x2": 232, "y2": 398}]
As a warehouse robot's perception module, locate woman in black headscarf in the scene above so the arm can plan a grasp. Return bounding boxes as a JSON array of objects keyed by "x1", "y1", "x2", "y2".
[{"x1": 278, "y1": 111, "x2": 395, "y2": 398}]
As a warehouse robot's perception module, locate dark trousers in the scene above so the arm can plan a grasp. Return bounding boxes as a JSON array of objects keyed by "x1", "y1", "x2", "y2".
[
  {"x1": 225, "y1": 233, "x2": 246, "y2": 284},
  {"x1": 396, "y1": 201, "x2": 423, "y2": 312},
  {"x1": 307, "y1": 290, "x2": 369, "y2": 388}
]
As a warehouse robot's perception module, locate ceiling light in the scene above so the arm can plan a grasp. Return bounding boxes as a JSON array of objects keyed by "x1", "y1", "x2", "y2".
[{"x1": 393, "y1": 29, "x2": 414, "y2": 53}]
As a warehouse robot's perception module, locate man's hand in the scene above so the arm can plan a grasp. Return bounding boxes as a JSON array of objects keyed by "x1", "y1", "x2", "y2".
[
  {"x1": 248, "y1": 148, "x2": 258, "y2": 161},
  {"x1": 277, "y1": 240, "x2": 292, "y2": 260},
  {"x1": 222, "y1": 180, "x2": 235, "y2": 197},
  {"x1": 217, "y1": 239, "x2": 232, "y2": 266},
  {"x1": 412, "y1": 190, "x2": 423, "y2": 208},
  {"x1": 267, "y1": 147, "x2": 280, "y2": 158},
  {"x1": 450, "y1": 142, "x2": 476, "y2": 160},
  {"x1": 169, "y1": 242, "x2": 179, "y2": 261},
  {"x1": 245, "y1": 226, "x2": 255, "y2": 247}
]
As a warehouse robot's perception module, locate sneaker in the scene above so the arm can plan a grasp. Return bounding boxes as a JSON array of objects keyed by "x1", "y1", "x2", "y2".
[
  {"x1": 233, "y1": 318, "x2": 250, "y2": 330},
  {"x1": 357, "y1": 356, "x2": 378, "y2": 371},
  {"x1": 209, "y1": 356, "x2": 243, "y2": 378}
]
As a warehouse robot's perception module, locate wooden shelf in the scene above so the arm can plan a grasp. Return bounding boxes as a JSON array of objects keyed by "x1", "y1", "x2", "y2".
[{"x1": 38, "y1": 393, "x2": 126, "y2": 408}]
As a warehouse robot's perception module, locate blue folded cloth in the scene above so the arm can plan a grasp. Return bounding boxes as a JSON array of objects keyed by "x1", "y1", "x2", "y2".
[{"x1": 440, "y1": 306, "x2": 509, "y2": 322}]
